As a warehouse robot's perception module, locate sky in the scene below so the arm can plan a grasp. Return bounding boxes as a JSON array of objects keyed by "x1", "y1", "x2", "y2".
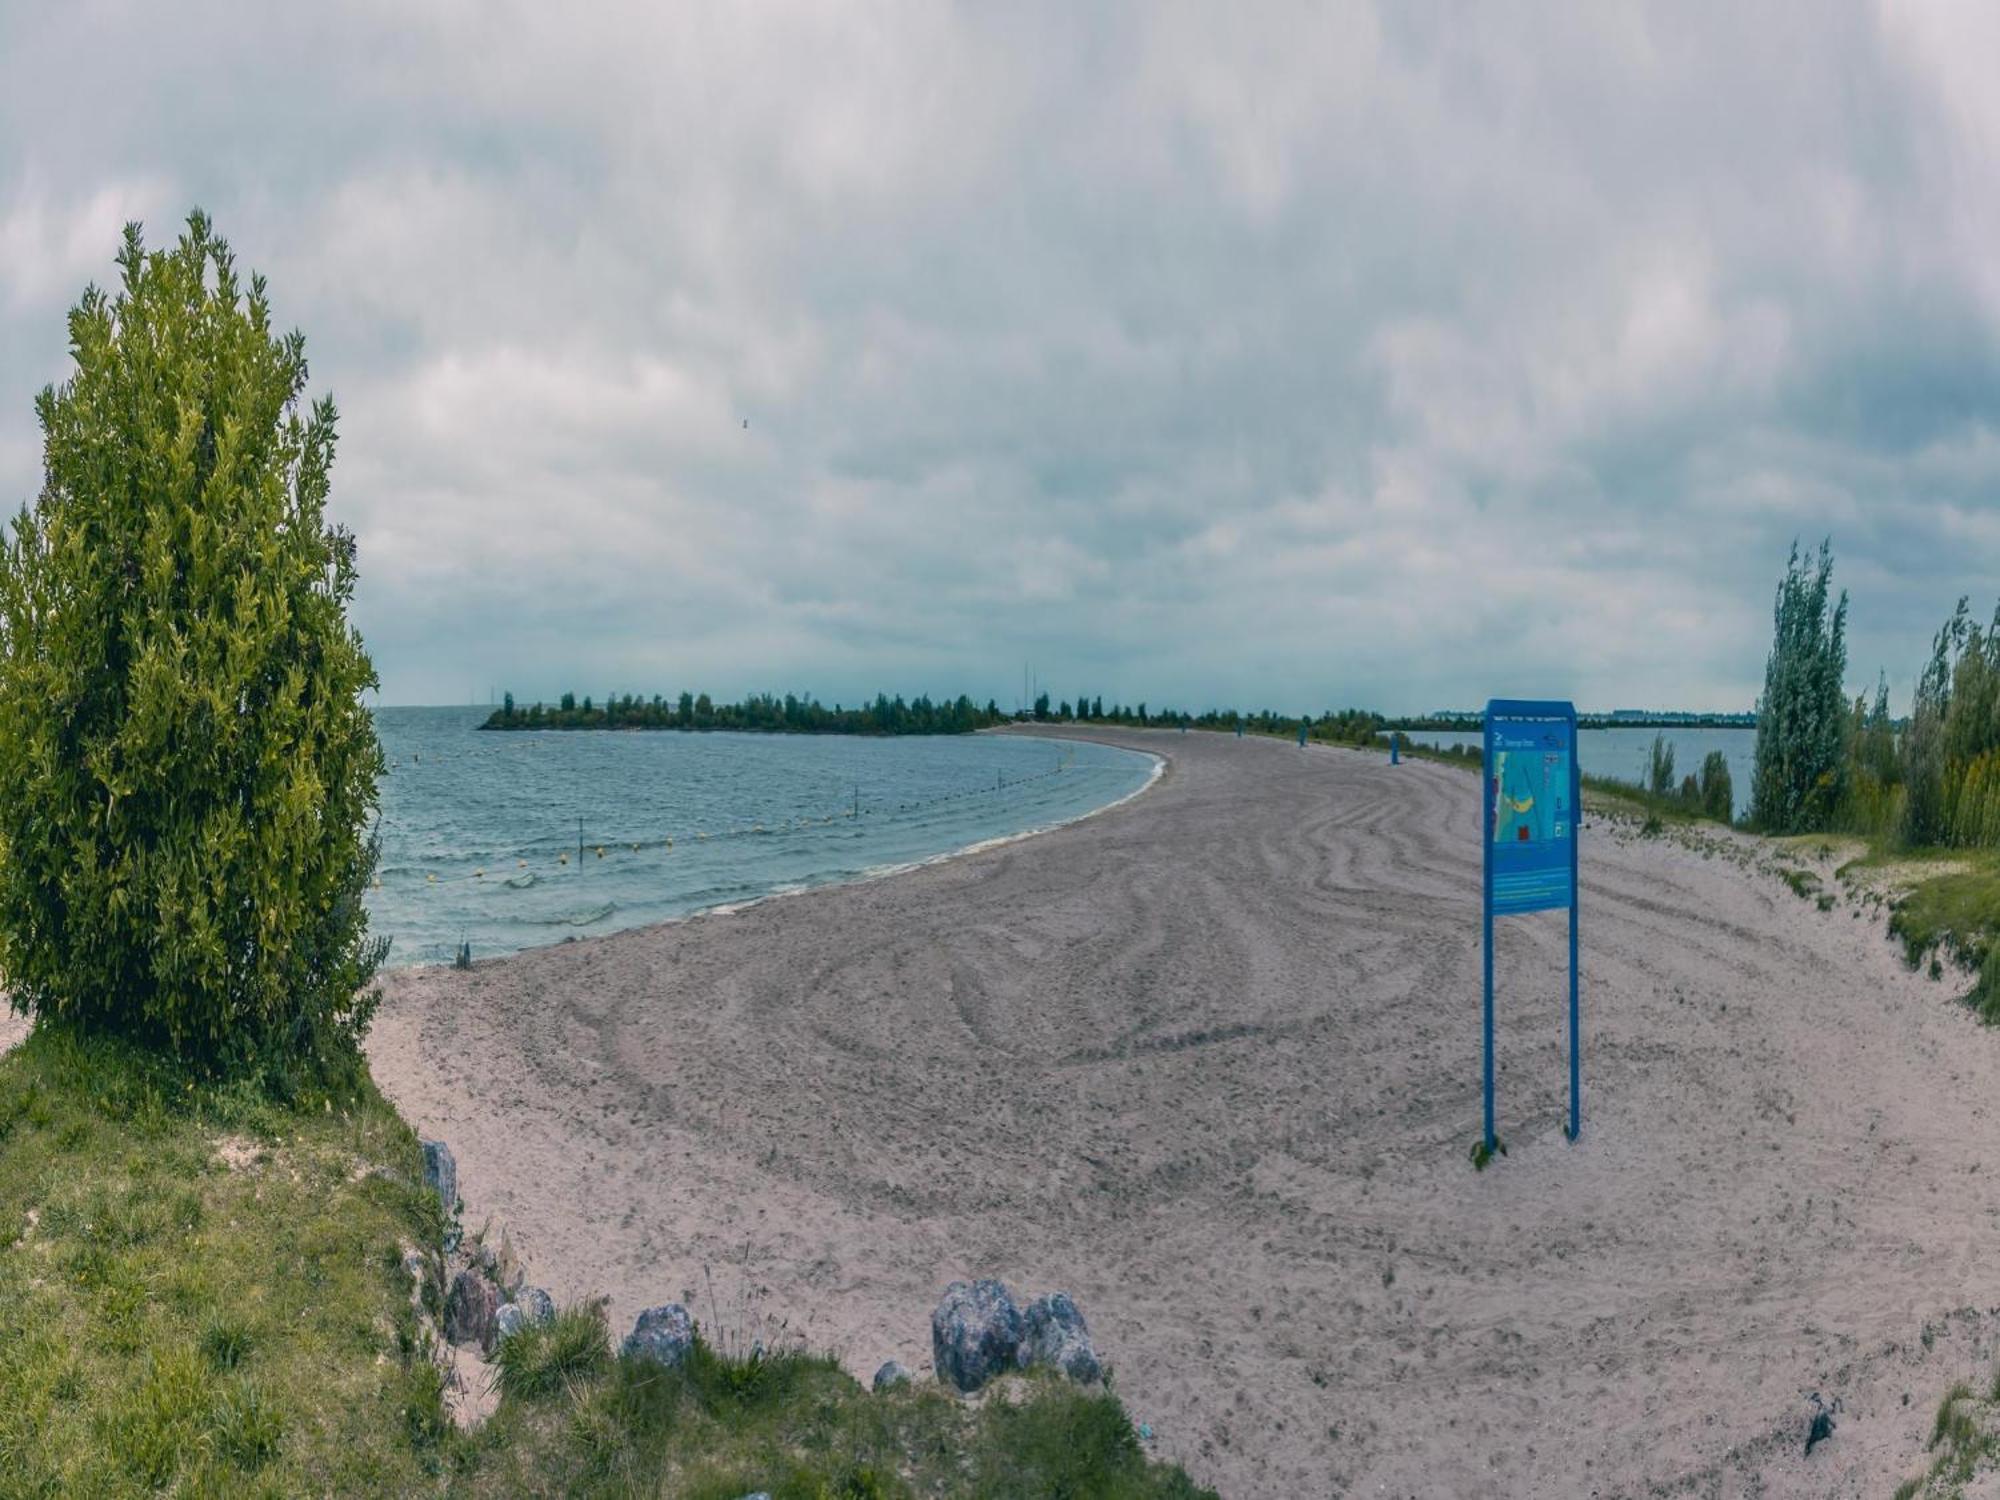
[{"x1": 2, "y1": 2, "x2": 1998, "y2": 714}]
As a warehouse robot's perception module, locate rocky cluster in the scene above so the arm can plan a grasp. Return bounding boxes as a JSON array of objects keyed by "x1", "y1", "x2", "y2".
[{"x1": 929, "y1": 1278, "x2": 1103, "y2": 1393}]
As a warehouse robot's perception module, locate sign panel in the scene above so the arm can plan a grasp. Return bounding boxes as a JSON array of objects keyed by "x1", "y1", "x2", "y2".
[
  {"x1": 1487, "y1": 717, "x2": 1575, "y2": 914},
  {"x1": 1481, "y1": 699, "x2": 1582, "y2": 1149}
]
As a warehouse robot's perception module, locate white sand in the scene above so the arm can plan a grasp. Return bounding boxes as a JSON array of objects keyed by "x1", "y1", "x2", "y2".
[{"x1": 367, "y1": 728, "x2": 2000, "y2": 1495}]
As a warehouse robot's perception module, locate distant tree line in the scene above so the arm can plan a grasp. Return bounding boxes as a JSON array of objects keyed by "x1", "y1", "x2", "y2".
[
  {"x1": 482, "y1": 690, "x2": 1006, "y2": 736},
  {"x1": 1028, "y1": 694, "x2": 1387, "y2": 747}
]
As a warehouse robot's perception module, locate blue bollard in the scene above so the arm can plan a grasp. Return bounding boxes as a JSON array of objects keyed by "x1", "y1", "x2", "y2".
[{"x1": 1390, "y1": 732, "x2": 1400, "y2": 764}]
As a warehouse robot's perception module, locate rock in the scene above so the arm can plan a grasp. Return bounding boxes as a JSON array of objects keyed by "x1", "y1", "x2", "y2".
[
  {"x1": 516, "y1": 1286, "x2": 556, "y2": 1326},
  {"x1": 931, "y1": 1279, "x2": 1022, "y2": 1393},
  {"x1": 622, "y1": 1303, "x2": 695, "y2": 1368},
  {"x1": 421, "y1": 1140, "x2": 457, "y2": 1217},
  {"x1": 493, "y1": 1302, "x2": 526, "y2": 1347},
  {"x1": 873, "y1": 1360, "x2": 913, "y2": 1392},
  {"x1": 1016, "y1": 1292, "x2": 1102, "y2": 1385},
  {"x1": 444, "y1": 1268, "x2": 499, "y2": 1351},
  {"x1": 471, "y1": 1226, "x2": 525, "y2": 1296}
]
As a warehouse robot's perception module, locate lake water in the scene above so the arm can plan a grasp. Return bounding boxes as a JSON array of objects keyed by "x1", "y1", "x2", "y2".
[
  {"x1": 1393, "y1": 725, "x2": 1759, "y2": 819},
  {"x1": 369, "y1": 707, "x2": 1157, "y2": 966}
]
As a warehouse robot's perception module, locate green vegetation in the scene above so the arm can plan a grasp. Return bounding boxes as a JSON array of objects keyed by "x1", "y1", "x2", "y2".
[
  {"x1": 1891, "y1": 1374, "x2": 2000, "y2": 1497},
  {"x1": 0, "y1": 1026, "x2": 445, "y2": 1496},
  {"x1": 0, "y1": 213, "x2": 385, "y2": 1081},
  {"x1": 1061, "y1": 702, "x2": 1388, "y2": 747},
  {"x1": 0, "y1": 1028, "x2": 1211, "y2": 1498},
  {"x1": 1751, "y1": 540, "x2": 1849, "y2": 833},
  {"x1": 463, "y1": 1324, "x2": 1211, "y2": 1499},
  {"x1": 483, "y1": 691, "x2": 1005, "y2": 735}
]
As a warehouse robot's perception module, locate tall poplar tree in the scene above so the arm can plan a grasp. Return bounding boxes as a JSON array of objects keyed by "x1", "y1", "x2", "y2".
[{"x1": 1749, "y1": 541, "x2": 1849, "y2": 833}]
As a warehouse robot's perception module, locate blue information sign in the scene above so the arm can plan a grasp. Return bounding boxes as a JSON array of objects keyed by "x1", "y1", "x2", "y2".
[{"x1": 1482, "y1": 699, "x2": 1581, "y2": 1149}]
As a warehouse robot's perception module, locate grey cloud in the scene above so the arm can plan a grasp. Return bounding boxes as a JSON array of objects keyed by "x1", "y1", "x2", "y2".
[{"x1": 2, "y1": 2, "x2": 1998, "y2": 713}]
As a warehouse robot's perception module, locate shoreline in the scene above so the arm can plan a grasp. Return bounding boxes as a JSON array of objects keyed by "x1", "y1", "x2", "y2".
[
  {"x1": 383, "y1": 732, "x2": 1164, "y2": 972},
  {"x1": 363, "y1": 727, "x2": 2000, "y2": 1493}
]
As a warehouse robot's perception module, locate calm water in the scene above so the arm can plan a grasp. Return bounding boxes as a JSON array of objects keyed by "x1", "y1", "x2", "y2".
[
  {"x1": 369, "y1": 708, "x2": 1157, "y2": 966},
  {"x1": 1393, "y1": 725, "x2": 1759, "y2": 819}
]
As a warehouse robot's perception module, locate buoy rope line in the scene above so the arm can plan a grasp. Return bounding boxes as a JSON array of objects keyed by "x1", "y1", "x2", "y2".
[{"x1": 372, "y1": 750, "x2": 1101, "y2": 892}]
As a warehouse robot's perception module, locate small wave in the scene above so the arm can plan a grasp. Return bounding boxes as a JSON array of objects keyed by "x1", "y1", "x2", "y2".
[
  {"x1": 504, "y1": 872, "x2": 537, "y2": 889},
  {"x1": 523, "y1": 901, "x2": 617, "y2": 928}
]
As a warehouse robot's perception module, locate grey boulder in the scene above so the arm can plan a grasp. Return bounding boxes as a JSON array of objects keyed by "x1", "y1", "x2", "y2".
[
  {"x1": 421, "y1": 1139, "x2": 458, "y2": 1216},
  {"x1": 1016, "y1": 1292, "x2": 1102, "y2": 1384},
  {"x1": 622, "y1": 1303, "x2": 695, "y2": 1368},
  {"x1": 872, "y1": 1360, "x2": 913, "y2": 1392},
  {"x1": 931, "y1": 1279, "x2": 1023, "y2": 1393},
  {"x1": 515, "y1": 1286, "x2": 556, "y2": 1326},
  {"x1": 444, "y1": 1268, "x2": 498, "y2": 1351},
  {"x1": 493, "y1": 1302, "x2": 526, "y2": 1347}
]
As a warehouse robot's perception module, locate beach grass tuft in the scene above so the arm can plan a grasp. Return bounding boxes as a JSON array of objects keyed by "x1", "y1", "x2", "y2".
[{"x1": 495, "y1": 1304, "x2": 612, "y2": 1400}]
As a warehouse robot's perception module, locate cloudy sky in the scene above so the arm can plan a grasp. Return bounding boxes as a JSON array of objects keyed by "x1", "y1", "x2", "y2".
[{"x1": 3, "y1": 3, "x2": 1997, "y2": 713}]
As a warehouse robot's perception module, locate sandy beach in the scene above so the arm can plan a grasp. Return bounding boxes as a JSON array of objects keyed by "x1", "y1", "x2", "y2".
[{"x1": 366, "y1": 727, "x2": 2000, "y2": 1496}]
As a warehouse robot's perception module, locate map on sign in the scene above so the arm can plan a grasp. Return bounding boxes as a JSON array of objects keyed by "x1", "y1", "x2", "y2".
[
  {"x1": 1491, "y1": 742, "x2": 1571, "y2": 845},
  {"x1": 1486, "y1": 713, "x2": 1575, "y2": 915}
]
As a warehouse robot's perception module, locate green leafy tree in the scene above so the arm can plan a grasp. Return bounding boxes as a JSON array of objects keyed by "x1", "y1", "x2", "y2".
[
  {"x1": 1750, "y1": 541, "x2": 1849, "y2": 832},
  {"x1": 0, "y1": 214, "x2": 385, "y2": 1077}
]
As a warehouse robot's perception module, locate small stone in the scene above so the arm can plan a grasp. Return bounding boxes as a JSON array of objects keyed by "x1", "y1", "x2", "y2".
[
  {"x1": 931, "y1": 1279, "x2": 1022, "y2": 1394},
  {"x1": 622, "y1": 1303, "x2": 695, "y2": 1368},
  {"x1": 1016, "y1": 1291, "x2": 1101, "y2": 1384},
  {"x1": 873, "y1": 1360, "x2": 913, "y2": 1392},
  {"x1": 444, "y1": 1268, "x2": 499, "y2": 1351},
  {"x1": 516, "y1": 1286, "x2": 556, "y2": 1326},
  {"x1": 421, "y1": 1140, "x2": 457, "y2": 1217}
]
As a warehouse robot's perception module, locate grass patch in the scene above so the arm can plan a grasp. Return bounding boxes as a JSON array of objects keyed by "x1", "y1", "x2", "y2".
[
  {"x1": 0, "y1": 1023, "x2": 1212, "y2": 1497},
  {"x1": 1779, "y1": 867, "x2": 1821, "y2": 900},
  {"x1": 456, "y1": 1345, "x2": 1211, "y2": 1499},
  {"x1": 1897, "y1": 1377, "x2": 2000, "y2": 1496},
  {"x1": 1889, "y1": 858, "x2": 2000, "y2": 973},
  {"x1": 0, "y1": 1022, "x2": 446, "y2": 1496},
  {"x1": 495, "y1": 1304, "x2": 612, "y2": 1400}
]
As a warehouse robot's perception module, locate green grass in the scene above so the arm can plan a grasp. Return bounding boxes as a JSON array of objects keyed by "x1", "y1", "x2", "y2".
[
  {"x1": 1895, "y1": 1378, "x2": 2000, "y2": 1497},
  {"x1": 0, "y1": 1023, "x2": 448, "y2": 1497},
  {"x1": 0, "y1": 1024, "x2": 1213, "y2": 1498},
  {"x1": 456, "y1": 1337, "x2": 1211, "y2": 1500},
  {"x1": 1888, "y1": 858, "x2": 2000, "y2": 972}
]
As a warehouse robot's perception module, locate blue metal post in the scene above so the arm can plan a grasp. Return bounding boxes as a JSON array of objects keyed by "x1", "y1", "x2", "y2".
[
  {"x1": 1482, "y1": 714, "x2": 1496, "y2": 1151},
  {"x1": 1390, "y1": 731, "x2": 1400, "y2": 764},
  {"x1": 1568, "y1": 741, "x2": 1581, "y2": 1141}
]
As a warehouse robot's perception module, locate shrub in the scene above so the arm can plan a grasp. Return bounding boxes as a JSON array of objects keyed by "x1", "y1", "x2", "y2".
[
  {"x1": 1647, "y1": 733, "x2": 1677, "y2": 797},
  {"x1": 1698, "y1": 751, "x2": 1734, "y2": 822},
  {"x1": 1751, "y1": 541, "x2": 1849, "y2": 832},
  {"x1": 0, "y1": 213, "x2": 385, "y2": 1079}
]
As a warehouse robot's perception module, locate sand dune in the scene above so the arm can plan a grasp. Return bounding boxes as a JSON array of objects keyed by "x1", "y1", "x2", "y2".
[{"x1": 369, "y1": 727, "x2": 2000, "y2": 1496}]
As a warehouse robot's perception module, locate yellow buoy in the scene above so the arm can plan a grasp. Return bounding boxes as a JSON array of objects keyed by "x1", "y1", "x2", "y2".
[
  {"x1": 665, "y1": 838, "x2": 672, "y2": 848},
  {"x1": 475, "y1": 869, "x2": 484, "y2": 879},
  {"x1": 427, "y1": 873, "x2": 436, "y2": 883},
  {"x1": 518, "y1": 859, "x2": 527, "y2": 868},
  {"x1": 596, "y1": 846, "x2": 605, "y2": 858},
  {"x1": 559, "y1": 853, "x2": 568, "y2": 865}
]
